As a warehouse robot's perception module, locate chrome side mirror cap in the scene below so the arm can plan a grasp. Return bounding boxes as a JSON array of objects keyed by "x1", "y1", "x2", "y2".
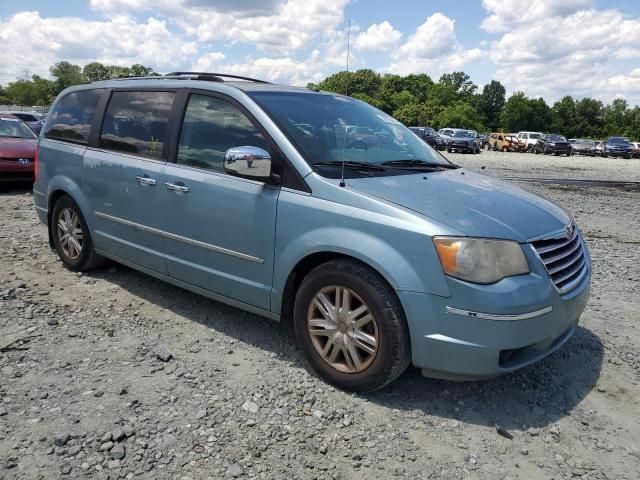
[{"x1": 224, "y1": 146, "x2": 272, "y2": 181}]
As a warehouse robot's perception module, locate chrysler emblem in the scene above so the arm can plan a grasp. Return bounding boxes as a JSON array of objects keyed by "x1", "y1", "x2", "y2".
[{"x1": 565, "y1": 223, "x2": 574, "y2": 239}]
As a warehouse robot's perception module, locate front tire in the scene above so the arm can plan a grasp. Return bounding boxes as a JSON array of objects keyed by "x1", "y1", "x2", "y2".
[
  {"x1": 293, "y1": 259, "x2": 411, "y2": 392},
  {"x1": 51, "y1": 195, "x2": 106, "y2": 271}
]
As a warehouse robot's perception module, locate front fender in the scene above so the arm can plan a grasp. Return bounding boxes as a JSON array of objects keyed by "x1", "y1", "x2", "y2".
[{"x1": 271, "y1": 191, "x2": 452, "y2": 315}]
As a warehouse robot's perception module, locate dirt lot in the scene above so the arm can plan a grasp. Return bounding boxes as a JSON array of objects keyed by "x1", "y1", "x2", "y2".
[{"x1": 1, "y1": 151, "x2": 639, "y2": 480}]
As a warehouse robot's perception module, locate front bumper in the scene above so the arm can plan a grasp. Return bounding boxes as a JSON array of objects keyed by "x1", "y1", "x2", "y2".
[
  {"x1": 449, "y1": 142, "x2": 475, "y2": 151},
  {"x1": 398, "y1": 243, "x2": 591, "y2": 380},
  {"x1": 605, "y1": 149, "x2": 630, "y2": 156}
]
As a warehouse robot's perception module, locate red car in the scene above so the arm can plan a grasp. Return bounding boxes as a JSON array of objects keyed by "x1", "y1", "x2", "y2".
[{"x1": 0, "y1": 114, "x2": 38, "y2": 184}]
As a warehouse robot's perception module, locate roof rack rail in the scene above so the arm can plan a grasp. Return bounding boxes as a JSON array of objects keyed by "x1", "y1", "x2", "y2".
[{"x1": 165, "y1": 72, "x2": 271, "y2": 83}]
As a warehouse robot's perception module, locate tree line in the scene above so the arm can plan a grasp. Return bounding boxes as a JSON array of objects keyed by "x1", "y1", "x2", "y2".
[
  {"x1": 0, "y1": 61, "x2": 158, "y2": 106},
  {"x1": 1, "y1": 62, "x2": 638, "y2": 140},
  {"x1": 316, "y1": 69, "x2": 640, "y2": 140}
]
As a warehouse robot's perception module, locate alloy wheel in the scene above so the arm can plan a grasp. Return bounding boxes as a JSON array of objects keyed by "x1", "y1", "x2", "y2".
[
  {"x1": 307, "y1": 285, "x2": 379, "y2": 374},
  {"x1": 56, "y1": 207, "x2": 83, "y2": 260}
]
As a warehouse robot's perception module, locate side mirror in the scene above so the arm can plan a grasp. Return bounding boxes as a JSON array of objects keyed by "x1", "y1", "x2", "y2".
[{"x1": 224, "y1": 146, "x2": 272, "y2": 182}]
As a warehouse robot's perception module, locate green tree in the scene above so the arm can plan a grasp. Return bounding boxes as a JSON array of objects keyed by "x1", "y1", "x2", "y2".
[
  {"x1": 529, "y1": 98, "x2": 555, "y2": 132},
  {"x1": 480, "y1": 80, "x2": 505, "y2": 131},
  {"x1": 5, "y1": 80, "x2": 40, "y2": 105},
  {"x1": 401, "y1": 74, "x2": 433, "y2": 103},
  {"x1": 437, "y1": 101, "x2": 484, "y2": 131},
  {"x1": 50, "y1": 61, "x2": 84, "y2": 93},
  {"x1": 439, "y1": 71, "x2": 477, "y2": 99},
  {"x1": 318, "y1": 69, "x2": 382, "y2": 98},
  {"x1": 500, "y1": 92, "x2": 532, "y2": 132},
  {"x1": 552, "y1": 96, "x2": 577, "y2": 137},
  {"x1": 0, "y1": 85, "x2": 9, "y2": 104},
  {"x1": 82, "y1": 62, "x2": 110, "y2": 82},
  {"x1": 393, "y1": 102, "x2": 430, "y2": 126},
  {"x1": 129, "y1": 64, "x2": 155, "y2": 77},
  {"x1": 574, "y1": 98, "x2": 604, "y2": 138},
  {"x1": 624, "y1": 106, "x2": 640, "y2": 140},
  {"x1": 603, "y1": 98, "x2": 628, "y2": 136}
]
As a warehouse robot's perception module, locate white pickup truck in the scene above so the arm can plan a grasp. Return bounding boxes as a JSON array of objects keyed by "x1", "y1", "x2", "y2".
[{"x1": 516, "y1": 131, "x2": 543, "y2": 152}]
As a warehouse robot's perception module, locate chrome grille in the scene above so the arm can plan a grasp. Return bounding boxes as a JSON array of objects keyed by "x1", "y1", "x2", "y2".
[{"x1": 531, "y1": 223, "x2": 588, "y2": 294}]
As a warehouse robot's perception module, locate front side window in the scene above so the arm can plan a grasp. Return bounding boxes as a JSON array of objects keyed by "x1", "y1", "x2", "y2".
[
  {"x1": 100, "y1": 91, "x2": 175, "y2": 160},
  {"x1": 177, "y1": 94, "x2": 269, "y2": 173},
  {"x1": 44, "y1": 89, "x2": 102, "y2": 144}
]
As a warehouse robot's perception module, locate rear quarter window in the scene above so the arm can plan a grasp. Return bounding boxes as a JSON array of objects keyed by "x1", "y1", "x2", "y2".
[
  {"x1": 99, "y1": 91, "x2": 175, "y2": 160},
  {"x1": 44, "y1": 90, "x2": 102, "y2": 144}
]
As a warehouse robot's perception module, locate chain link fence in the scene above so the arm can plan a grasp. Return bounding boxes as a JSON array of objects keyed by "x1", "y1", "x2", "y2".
[{"x1": 0, "y1": 104, "x2": 50, "y2": 113}]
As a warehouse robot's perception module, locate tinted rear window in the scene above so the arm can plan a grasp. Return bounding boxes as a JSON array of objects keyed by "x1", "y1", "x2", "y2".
[
  {"x1": 44, "y1": 90, "x2": 102, "y2": 144},
  {"x1": 99, "y1": 91, "x2": 175, "y2": 160}
]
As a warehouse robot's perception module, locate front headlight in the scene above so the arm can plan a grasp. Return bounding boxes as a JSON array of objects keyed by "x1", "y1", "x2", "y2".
[{"x1": 434, "y1": 237, "x2": 530, "y2": 284}]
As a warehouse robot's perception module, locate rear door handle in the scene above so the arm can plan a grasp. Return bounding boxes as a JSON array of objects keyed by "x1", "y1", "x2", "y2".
[
  {"x1": 165, "y1": 182, "x2": 189, "y2": 193},
  {"x1": 136, "y1": 175, "x2": 156, "y2": 186}
]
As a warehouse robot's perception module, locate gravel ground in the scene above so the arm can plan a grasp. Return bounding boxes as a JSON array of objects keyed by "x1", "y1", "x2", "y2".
[{"x1": 1, "y1": 151, "x2": 639, "y2": 480}]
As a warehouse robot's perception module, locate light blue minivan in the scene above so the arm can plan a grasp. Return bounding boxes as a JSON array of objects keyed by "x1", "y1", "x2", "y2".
[{"x1": 33, "y1": 73, "x2": 591, "y2": 391}]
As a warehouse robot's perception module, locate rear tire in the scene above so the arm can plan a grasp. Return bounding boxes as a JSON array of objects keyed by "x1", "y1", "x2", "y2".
[
  {"x1": 51, "y1": 195, "x2": 106, "y2": 272},
  {"x1": 293, "y1": 259, "x2": 411, "y2": 392}
]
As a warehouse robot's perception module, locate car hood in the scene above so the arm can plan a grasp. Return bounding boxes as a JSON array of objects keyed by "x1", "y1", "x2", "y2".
[
  {"x1": 347, "y1": 169, "x2": 571, "y2": 241},
  {"x1": 0, "y1": 137, "x2": 37, "y2": 157}
]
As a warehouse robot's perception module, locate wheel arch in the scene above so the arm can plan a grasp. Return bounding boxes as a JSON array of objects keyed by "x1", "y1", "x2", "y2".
[{"x1": 45, "y1": 177, "x2": 93, "y2": 248}]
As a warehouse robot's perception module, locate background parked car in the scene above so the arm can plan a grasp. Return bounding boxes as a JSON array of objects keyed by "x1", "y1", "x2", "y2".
[
  {"x1": 516, "y1": 131, "x2": 543, "y2": 152},
  {"x1": 595, "y1": 141, "x2": 605, "y2": 156},
  {"x1": 488, "y1": 133, "x2": 526, "y2": 152},
  {"x1": 0, "y1": 111, "x2": 44, "y2": 135},
  {"x1": 602, "y1": 137, "x2": 632, "y2": 159},
  {"x1": 0, "y1": 114, "x2": 38, "y2": 184},
  {"x1": 346, "y1": 126, "x2": 378, "y2": 149},
  {"x1": 631, "y1": 142, "x2": 640, "y2": 158},
  {"x1": 409, "y1": 126, "x2": 438, "y2": 148},
  {"x1": 447, "y1": 129, "x2": 480, "y2": 153},
  {"x1": 437, "y1": 127, "x2": 462, "y2": 147},
  {"x1": 571, "y1": 139, "x2": 597, "y2": 157},
  {"x1": 534, "y1": 134, "x2": 572, "y2": 156},
  {"x1": 477, "y1": 133, "x2": 489, "y2": 149}
]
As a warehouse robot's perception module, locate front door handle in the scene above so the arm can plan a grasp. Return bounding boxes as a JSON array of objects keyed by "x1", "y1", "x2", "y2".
[
  {"x1": 136, "y1": 175, "x2": 156, "y2": 186},
  {"x1": 165, "y1": 182, "x2": 189, "y2": 193}
]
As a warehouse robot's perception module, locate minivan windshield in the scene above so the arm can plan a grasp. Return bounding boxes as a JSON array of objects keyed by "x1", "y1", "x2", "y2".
[{"x1": 249, "y1": 91, "x2": 453, "y2": 177}]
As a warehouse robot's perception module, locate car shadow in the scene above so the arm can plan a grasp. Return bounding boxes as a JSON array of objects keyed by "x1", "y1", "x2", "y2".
[
  {"x1": 86, "y1": 262, "x2": 602, "y2": 431},
  {"x1": 0, "y1": 183, "x2": 33, "y2": 195}
]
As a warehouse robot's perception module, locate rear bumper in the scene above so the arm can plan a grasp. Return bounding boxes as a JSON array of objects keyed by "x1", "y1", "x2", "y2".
[
  {"x1": 604, "y1": 150, "x2": 630, "y2": 156},
  {"x1": 398, "y1": 248, "x2": 591, "y2": 380}
]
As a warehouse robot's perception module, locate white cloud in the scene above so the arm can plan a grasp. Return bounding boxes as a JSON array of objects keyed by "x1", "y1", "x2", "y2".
[
  {"x1": 485, "y1": 4, "x2": 640, "y2": 104},
  {"x1": 354, "y1": 21, "x2": 401, "y2": 52},
  {"x1": 186, "y1": 0, "x2": 349, "y2": 54},
  {"x1": 481, "y1": 0, "x2": 593, "y2": 33},
  {"x1": 384, "y1": 13, "x2": 484, "y2": 77},
  {"x1": 90, "y1": 0, "x2": 350, "y2": 55},
  {"x1": 191, "y1": 49, "x2": 332, "y2": 86},
  {"x1": 0, "y1": 11, "x2": 197, "y2": 84}
]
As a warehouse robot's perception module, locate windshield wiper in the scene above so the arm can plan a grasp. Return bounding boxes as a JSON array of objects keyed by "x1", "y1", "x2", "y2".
[
  {"x1": 314, "y1": 161, "x2": 387, "y2": 171},
  {"x1": 381, "y1": 159, "x2": 459, "y2": 169}
]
